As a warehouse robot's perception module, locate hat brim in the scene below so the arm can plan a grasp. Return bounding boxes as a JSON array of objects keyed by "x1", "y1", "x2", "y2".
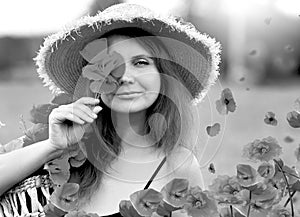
[{"x1": 35, "y1": 3, "x2": 221, "y2": 104}]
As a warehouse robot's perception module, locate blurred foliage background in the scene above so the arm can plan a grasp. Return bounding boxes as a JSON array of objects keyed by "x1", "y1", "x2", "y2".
[{"x1": 0, "y1": 0, "x2": 300, "y2": 189}]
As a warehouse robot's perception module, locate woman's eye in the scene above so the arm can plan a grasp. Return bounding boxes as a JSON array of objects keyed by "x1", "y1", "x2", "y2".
[{"x1": 133, "y1": 59, "x2": 149, "y2": 67}]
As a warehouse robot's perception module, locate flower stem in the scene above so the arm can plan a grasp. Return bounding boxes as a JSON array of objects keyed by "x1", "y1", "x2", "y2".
[
  {"x1": 95, "y1": 92, "x2": 100, "y2": 100},
  {"x1": 285, "y1": 172, "x2": 300, "y2": 180},
  {"x1": 230, "y1": 205, "x2": 234, "y2": 217},
  {"x1": 284, "y1": 190, "x2": 296, "y2": 207},
  {"x1": 246, "y1": 191, "x2": 251, "y2": 217},
  {"x1": 274, "y1": 159, "x2": 294, "y2": 217}
]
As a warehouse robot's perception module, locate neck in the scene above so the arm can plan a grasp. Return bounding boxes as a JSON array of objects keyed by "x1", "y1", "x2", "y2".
[{"x1": 111, "y1": 110, "x2": 153, "y2": 149}]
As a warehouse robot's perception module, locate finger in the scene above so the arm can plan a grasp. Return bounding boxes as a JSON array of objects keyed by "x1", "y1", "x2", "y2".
[
  {"x1": 92, "y1": 106, "x2": 103, "y2": 114},
  {"x1": 52, "y1": 110, "x2": 85, "y2": 125},
  {"x1": 76, "y1": 97, "x2": 100, "y2": 105},
  {"x1": 66, "y1": 107, "x2": 94, "y2": 123},
  {"x1": 56, "y1": 105, "x2": 96, "y2": 123},
  {"x1": 73, "y1": 103, "x2": 99, "y2": 119}
]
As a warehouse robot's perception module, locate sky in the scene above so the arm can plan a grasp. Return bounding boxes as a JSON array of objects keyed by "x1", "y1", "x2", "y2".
[
  {"x1": 0, "y1": 0, "x2": 94, "y2": 36},
  {"x1": 0, "y1": 0, "x2": 185, "y2": 36},
  {"x1": 0, "y1": 0, "x2": 299, "y2": 36}
]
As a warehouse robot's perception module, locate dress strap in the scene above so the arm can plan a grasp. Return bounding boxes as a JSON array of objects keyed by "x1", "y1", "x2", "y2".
[{"x1": 143, "y1": 156, "x2": 167, "y2": 190}]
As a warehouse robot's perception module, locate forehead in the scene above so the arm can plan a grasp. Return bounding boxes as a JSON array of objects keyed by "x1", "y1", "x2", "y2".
[{"x1": 107, "y1": 35, "x2": 152, "y2": 57}]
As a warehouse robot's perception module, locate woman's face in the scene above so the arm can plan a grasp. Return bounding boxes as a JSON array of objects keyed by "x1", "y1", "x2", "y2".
[{"x1": 101, "y1": 36, "x2": 161, "y2": 113}]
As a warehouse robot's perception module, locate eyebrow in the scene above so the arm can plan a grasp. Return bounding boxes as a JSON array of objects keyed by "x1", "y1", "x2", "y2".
[{"x1": 131, "y1": 54, "x2": 154, "y2": 60}]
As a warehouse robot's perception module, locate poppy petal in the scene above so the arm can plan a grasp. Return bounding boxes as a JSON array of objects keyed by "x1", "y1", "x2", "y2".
[
  {"x1": 206, "y1": 123, "x2": 221, "y2": 137},
  {"x1": 50, "y1": 183, "x2": 80, "y2": 212},
  {"x1": 130, "y1": 188, "x2": 163, "y2": 216},
  {"x1": 82, "y1": 65, "x2": 106, "y2": 81},
  {"x1": 119, "y1": 200, "x2": 143, "y2": 217},
  {"x1": 79, "y1": 38, "x2": 108, "y2": 63},
  {"x1": 287, "y1": 111, "x2": 300, "y2": 128},
  {"x1": 161, "y1": 178, "x2": 189, "y2": 208}
]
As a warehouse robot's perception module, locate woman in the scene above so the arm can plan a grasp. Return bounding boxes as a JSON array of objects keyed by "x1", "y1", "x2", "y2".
[{"x1": 0, "y1": 3, "x2": 221, "y2": 217}]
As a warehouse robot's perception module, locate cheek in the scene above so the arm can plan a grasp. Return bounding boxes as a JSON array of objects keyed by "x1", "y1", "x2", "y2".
[
  {"x1": 142, "y1": 74, "x2": 161, "y2": 107},
  {"x1": 144, "y1": 92, "x2": 160, "y2": 106},
  {"x1": 141, "y1": 73, "x2": 161, "y2": 93}
]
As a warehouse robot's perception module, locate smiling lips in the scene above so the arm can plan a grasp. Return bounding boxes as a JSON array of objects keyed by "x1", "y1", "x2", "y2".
[
  {"x1": 116, "y1": 91, "x2": 142, "y2": 96},
  {"x1": 114, "y1": 91, "x2": 144, "y2": 99}
]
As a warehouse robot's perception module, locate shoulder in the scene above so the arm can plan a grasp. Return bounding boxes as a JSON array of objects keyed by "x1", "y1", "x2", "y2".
[
  {"x1": 165, "y1": 145, "x2": 204, "y2": 188},
  {"x1": 167, "y1": 145, "x2": 199, "y2": 168}
]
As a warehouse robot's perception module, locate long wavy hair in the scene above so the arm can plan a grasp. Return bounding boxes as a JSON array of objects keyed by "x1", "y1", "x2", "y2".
[{"x1": 72, "y1": 27, "x2": 199, "y2": 203}]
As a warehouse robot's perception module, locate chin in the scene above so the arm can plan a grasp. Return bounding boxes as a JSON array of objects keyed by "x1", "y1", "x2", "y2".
[
  {"x1": 110, "y1": 104, "x2": 148, "y2": 114},
  {"x1": 102, "y1": 95, "x2": 154, "y2": 113}
]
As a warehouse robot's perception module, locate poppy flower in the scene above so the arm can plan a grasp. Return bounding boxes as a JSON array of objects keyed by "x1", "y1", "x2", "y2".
[
  {"x1": 273, "y1": 163, "x2": 299, "y2": 186},
  {"x1": 69, "y1": 147, "x2": 86, "y2": 168},
  {"x1": 236, "y1": 164, "x2": 261, "y2": 187},
  {"x1": 216, "y1": 88, "x2": 236, "y2": 115},
  {"x1": 0, "y1": 136, "x2": 25, "y2": 154},
  {"x1": 267, "y1": 205, "x2": 291, "y2": 217},
  {"x1": 155, "y1": 200, "x2": 181, "y2": 217},
  {"x1": 208, "y1": 175, "x2": 243, "y2": 206},
  {"x1": 291, "y1": 180, "x2": 300, "y2": 192},
  {"x1": 80, "y1": 38, "x2": 125, "y2": 94},
  {"x1": 286, "y1": 111, "x2": 300, "y2": 128},
  {"x1": 257, "y1": 162, "x2": 275, "y2": 179},
  {"x1": 284, "y1": 165, "x2": 300, "y2": 185},
  {"x1": 51, "y1": 93, "x2": 74, "y2": 105},
  {"x1": 264, "y1": 112, "x2": 278, "y2": 126},
  {"x1": 130, "y1": 188, "x2": 163, "y2": 216},
  {"x1": 183, "y1": 186, "x2": 219, "y2": 217},
  {"x1": 262, "y1": 160, "x2": 286, "y2": 192},
  {"x1": 29, "y1": 103, "x2": 59, "y2": 124},
  {"x1": 242, "y1": 136, "x2": 282, "y2": 162},
  {"x1": 206, "y1": 123, "x2": 221, "y2": 137},
  {"x1": 43, "y1": 203, "x2": 67, "y2": 217},
  {"x1": 49, "y1": 183, "x2": 80, "y2": 212},
  {"x1": 160, "y1": 178, "x2": 189, "y2": 208},
  {"x1": 44, "y1": 154, "x2": 70, "y2": 185},
  {"x1": 119, "y1": 200, "x2": 144, "y2": 217},
  {"x1": 208, "y1": 163, "x2": 216, "y2": 174},
  {"x1": 233, "y1": 191, "x2": 271, "y2": 217},
  {"x1": 23, "y1": 123, "x2": 49, "y2": 146},
  {"x1": 234, "y1": 184, "x2": 281, "y2": 217}
]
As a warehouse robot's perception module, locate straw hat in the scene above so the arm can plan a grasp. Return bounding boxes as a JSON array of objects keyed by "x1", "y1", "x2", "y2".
[{"x1": 35, "y1": 3, "x2": 221, "y2": 104}]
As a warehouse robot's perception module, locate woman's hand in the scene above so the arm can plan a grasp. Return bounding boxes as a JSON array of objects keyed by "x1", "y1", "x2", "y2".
[{"x1": 48, "y1": 97, "x2": 102, "y2": 151}]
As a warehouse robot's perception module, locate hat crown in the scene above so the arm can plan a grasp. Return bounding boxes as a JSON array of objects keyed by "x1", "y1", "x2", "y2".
[{"x1": 100, "y1": 3, "x2": 155, "y2": 18}]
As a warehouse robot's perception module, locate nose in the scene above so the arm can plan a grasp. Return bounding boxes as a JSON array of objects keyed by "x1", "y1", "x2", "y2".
[{"x1": 118, "y1": 68, "x2": 135, "y2": 85}]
